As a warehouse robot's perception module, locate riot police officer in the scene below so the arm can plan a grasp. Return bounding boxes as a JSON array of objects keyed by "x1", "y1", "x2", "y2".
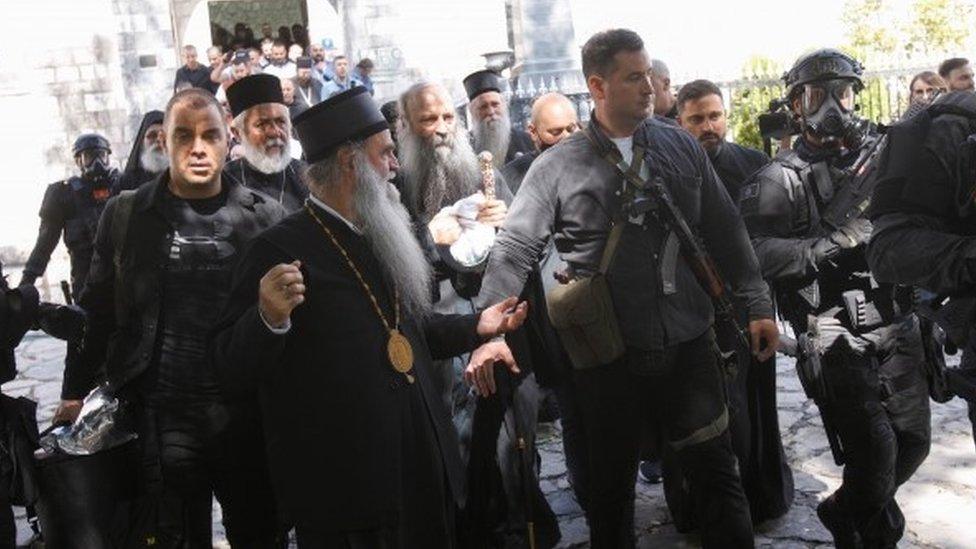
[
  {"x1": 20, "y1": 133, "x2": 118, "y2": 299},
  {"x1": 739, "y1": 49, "x2": 931, "y2": 548},
  {"x1": 868, "y1": 90, "x2": 976, "y2": 448}
]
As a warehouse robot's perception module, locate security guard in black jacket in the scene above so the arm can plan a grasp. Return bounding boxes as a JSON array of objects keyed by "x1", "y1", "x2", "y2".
[
  {"x1": 740, "y1": 49, "x2": 931, "y2": 548},
  {"x1": 868, "y1": 90, "x2": 976, "y2": 448},
  {"x1": 21, "y1": 134, "x2": 119, "y2": 298}
]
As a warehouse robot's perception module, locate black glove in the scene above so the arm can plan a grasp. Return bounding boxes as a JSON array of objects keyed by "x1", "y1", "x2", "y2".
[
  {"x1": 810, "y1": 237, "x2": 841, "y2": 265},
  {"x1": 829, "y1": 217, "x2": 873, "y2": 249},
  {"x1": 35, "y1": 303, "x2": 86, "y2": 342}
]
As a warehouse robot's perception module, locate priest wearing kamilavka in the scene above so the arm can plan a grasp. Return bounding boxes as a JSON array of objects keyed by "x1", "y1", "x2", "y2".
[{"x1": 212, "y1": 86, "x2": 528, "y2": 548}]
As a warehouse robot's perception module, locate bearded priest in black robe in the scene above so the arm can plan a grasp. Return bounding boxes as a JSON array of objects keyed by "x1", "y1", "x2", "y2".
[
  {"x1": 213, "y1": 87, "x2": 528, "y2": 548},
  {"x1": 222, "y1": 74, "x2": 309, "y2": 212},
  {"x1": 464, "y1": 70, "x2": 534, "y2": 168}
]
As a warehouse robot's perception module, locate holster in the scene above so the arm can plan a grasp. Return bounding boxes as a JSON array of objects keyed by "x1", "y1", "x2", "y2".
[
  {"x1": 795, "y1": 333, "x2": 831, "y2": 402},
  {"x1": 795, "y1": 331, "x2": 845, "y2": 465}
]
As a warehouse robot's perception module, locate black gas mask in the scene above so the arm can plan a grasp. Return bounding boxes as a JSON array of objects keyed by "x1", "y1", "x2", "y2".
[
  {"x1": 784, "y1": 49, "x2": 867, "y2": 150},
  {"x1": 72, "y1": 133, "x2": 113, "y2": 190},
  {"x1": 77, "y1": 148, "x2": 112, "y2": 187},
  {"x1": 797, "y1": 79, "x2": 865, "y2": 147}
]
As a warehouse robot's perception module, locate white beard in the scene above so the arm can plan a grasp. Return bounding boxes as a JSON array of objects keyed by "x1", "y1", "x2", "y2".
[
  {"x1": 398, "y1": 125, "x2": 482, "y2": 221},
  {"x1": 243, "y1": 137, "x2": 292, "y2": 174},
  {"x1": 471, "y1": 112, "x2": 511, "y2": 168},
  {"x1": 139, "y1": 144, "x2": 169, "y2": 173},
  {"x1": 351, "y1": 156, "x2": 433, "y2": 318}
]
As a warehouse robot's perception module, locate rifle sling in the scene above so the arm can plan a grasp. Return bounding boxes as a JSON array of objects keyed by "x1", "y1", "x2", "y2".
[{"x1": 582, "y1": 124, "x2": 646, "y2": 275}]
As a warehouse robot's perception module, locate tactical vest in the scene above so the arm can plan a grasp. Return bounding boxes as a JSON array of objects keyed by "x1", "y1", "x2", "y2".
[{"x1": 870, "y1": 92, "x2": 976, "y2": 223}]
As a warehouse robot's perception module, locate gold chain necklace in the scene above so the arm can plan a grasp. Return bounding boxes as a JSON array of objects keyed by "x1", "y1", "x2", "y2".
[{"x1": 304, "y1": 202, "x2": 415, "y2": 383}]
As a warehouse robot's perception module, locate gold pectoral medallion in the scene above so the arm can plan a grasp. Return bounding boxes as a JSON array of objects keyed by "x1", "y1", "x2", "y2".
[{"x1": 388, "y1": 329, "x2": 415, "y2": 383}]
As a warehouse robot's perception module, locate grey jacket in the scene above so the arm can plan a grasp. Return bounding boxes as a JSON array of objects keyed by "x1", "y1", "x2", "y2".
[{"x1": 477, "y1": 117, "x2": 772, "y2": 350}]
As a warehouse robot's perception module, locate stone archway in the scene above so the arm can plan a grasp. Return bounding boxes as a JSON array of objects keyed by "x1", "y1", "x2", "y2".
[{"x1": 170, "y1": 0, "x2": 341, "y2": 54}]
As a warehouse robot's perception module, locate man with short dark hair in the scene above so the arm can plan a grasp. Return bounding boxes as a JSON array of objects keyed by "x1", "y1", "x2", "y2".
[
  {"x1": 223, "y1": 74, "x2": 308, "y2": 212},
  {"x1": 321, "y1": 55, "x2": 362, "y2": 98},
  {"x1": 263, "y1": 40, "x2": 297, "y2": 80},
  {"x1": 464, "y1": 70, "x2": 535, "y2": 168},
  {"x1": 938, "y1": 57, "x2": 974, "y2": 91},
  {"x1": 675, "y1": 78, "x2": 794, "y2": 525},
  {"x1": 651, "y1": 58, "x2": 678, "y2": 118},
  {"x1": 56, "y1": 88, "x2": 285, "y2": 546},
  {"x1": 280, "y1": 77, "x2": 307, "y2": 120},
  {"x1": 478, "y1": 28, "x2": 777, "y2": 547},
  {"x1": 354, "y1": 58, "x2": 376, "y2": 95},
  {"x1": 174, "y1": 45, "x2": 217, "y2": 93}
]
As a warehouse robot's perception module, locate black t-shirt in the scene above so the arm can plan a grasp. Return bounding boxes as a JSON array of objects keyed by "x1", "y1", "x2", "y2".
[{"x1": 150, "y1": 188, "x2": 237, "y2": 404}]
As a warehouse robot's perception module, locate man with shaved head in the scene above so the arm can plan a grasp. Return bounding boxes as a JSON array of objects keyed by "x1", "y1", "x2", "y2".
[
  {"x1": 56, "y1": 88, "x2": 285, "y2": 545},
  {"x1": 501, "y1": 92, "x2": 579, "y2": 194},
  {"x1": 651, "y1": 58, "x2": 678, "y2": 118}
]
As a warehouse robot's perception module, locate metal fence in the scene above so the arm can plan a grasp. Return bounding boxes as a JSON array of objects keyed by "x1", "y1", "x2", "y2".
[{"x1": 507, "y1": 66, "x2": 933, "y2": 146}]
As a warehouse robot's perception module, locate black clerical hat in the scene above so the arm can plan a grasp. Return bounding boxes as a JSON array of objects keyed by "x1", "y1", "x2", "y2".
[
  {"x1": 463, "y1": 69, "x2": 504, "y2": 101},
  {"x1": 296, "y1": 56, "x2": 313, "y2": 69},
  {"x1": 226, "y1": 74, "x2": 284, "y2": 117},
  {"x1": 293, "y1": 87, "x2": 388, "y2": 163}
]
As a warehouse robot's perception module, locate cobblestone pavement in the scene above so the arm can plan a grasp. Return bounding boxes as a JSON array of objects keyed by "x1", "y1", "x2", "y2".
[{"x1": 9, "y1": 333, "x2": 975, "y2": 547}]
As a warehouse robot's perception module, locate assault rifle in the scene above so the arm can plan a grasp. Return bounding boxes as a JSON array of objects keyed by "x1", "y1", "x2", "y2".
[
  {"x1": 630, "y1": 178, "x2": 751, "y2": 351},
  {"x1": 583, "y1": 123, "x2": 752, "y2": 353},
  {"x1": 820, "y1": 130, "x2": 888, "y2": 231}
]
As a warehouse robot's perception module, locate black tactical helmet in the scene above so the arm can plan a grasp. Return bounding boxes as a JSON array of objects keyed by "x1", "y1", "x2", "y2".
[
  {"x1": 71, "y1": 133, "x2": 111, "y2": 157},
  {"x1": 784, "y1": 49, "x2": 864, "y2": 101}
]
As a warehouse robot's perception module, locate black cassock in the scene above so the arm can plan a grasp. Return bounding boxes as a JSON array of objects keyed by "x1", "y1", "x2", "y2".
[
  {"x1": 664, "y1": 140, "x2": 794, "y2": 528},
  {"x1": 222, "y1": 157, "x2": 309, "y2": 213},
  {"x1": 212, "y1": 202, "x2": 485, "y2": 547}
]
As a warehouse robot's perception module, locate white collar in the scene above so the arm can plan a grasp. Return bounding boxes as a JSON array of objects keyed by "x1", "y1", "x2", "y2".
[{"x1": 308, "y1": 194, "x2": 361, "y2": 235}]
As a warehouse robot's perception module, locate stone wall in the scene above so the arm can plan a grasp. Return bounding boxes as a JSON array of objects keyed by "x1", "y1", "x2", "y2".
[{"x1": 1, "y1": 0, "x2": 176, "y2": 255}]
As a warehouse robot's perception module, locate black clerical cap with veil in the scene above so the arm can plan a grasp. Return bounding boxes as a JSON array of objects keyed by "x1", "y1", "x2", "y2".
[
  {"x1": 226, "y1": 74, "x2": 284, "y2": 118},
  {"x1": 463, "y1": 69, "x2": 504, "y2": 101},
  {"x1": 293, "y1": 87, "x2": 388, "y2": 163}
]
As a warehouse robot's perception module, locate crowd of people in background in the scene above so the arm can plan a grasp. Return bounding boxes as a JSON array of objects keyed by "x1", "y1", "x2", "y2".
[{"x1": 174, "y1": 23, "x2": 375, "y2": 119}]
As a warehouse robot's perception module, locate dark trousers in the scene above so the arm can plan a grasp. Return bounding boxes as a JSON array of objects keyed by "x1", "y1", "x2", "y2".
[
  {"x1": 0, "y1": 485, "x2": 13, "y2": 549},
  {"x1": 141, "y1": 401, "x2": 280, "y2": 548},
  {"x1": 574, "y1": 330, "x2": 753, "y2": 548},
  {"x1": 817, "y1": 325, "x2": 931, "y2": 548},
  {"x1": 553, "y1": 373, "x2": 589, "y2": 512}
]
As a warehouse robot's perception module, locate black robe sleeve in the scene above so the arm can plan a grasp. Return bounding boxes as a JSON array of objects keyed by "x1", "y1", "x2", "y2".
[
  {"x1": 421, "y1": 314, "x2": 482, "y2": 360},
  {"x1": 211, "y1": 236, "x2": 292, "y2": 397}
]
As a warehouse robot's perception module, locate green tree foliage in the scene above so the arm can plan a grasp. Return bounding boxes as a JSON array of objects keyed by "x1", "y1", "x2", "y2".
[
  {"x1": 904, "y1": 0, "x2": 973, "y2": 56},
  {"x1": 729, "y1": 55, "x2": 784, "y2": 151}
]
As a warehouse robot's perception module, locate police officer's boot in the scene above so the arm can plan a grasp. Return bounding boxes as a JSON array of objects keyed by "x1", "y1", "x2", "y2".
[{"x1": 817, "y1": 494, "x2": 862, "y2": 549}]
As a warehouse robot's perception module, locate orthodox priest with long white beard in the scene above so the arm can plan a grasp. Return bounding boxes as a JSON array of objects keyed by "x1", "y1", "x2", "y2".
[
  {"x1": 397, "y1": 81, "x2": 561, "y2": 547},
  {"x1": 213, "y1": 87, "x2": 528, "y2": 548},
  {"x1": 222, "y1": 73, "x2": 309, "y2": 212},
  {"x1": 464, "y1": 70, "x2": 535, "y2": 169}
]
